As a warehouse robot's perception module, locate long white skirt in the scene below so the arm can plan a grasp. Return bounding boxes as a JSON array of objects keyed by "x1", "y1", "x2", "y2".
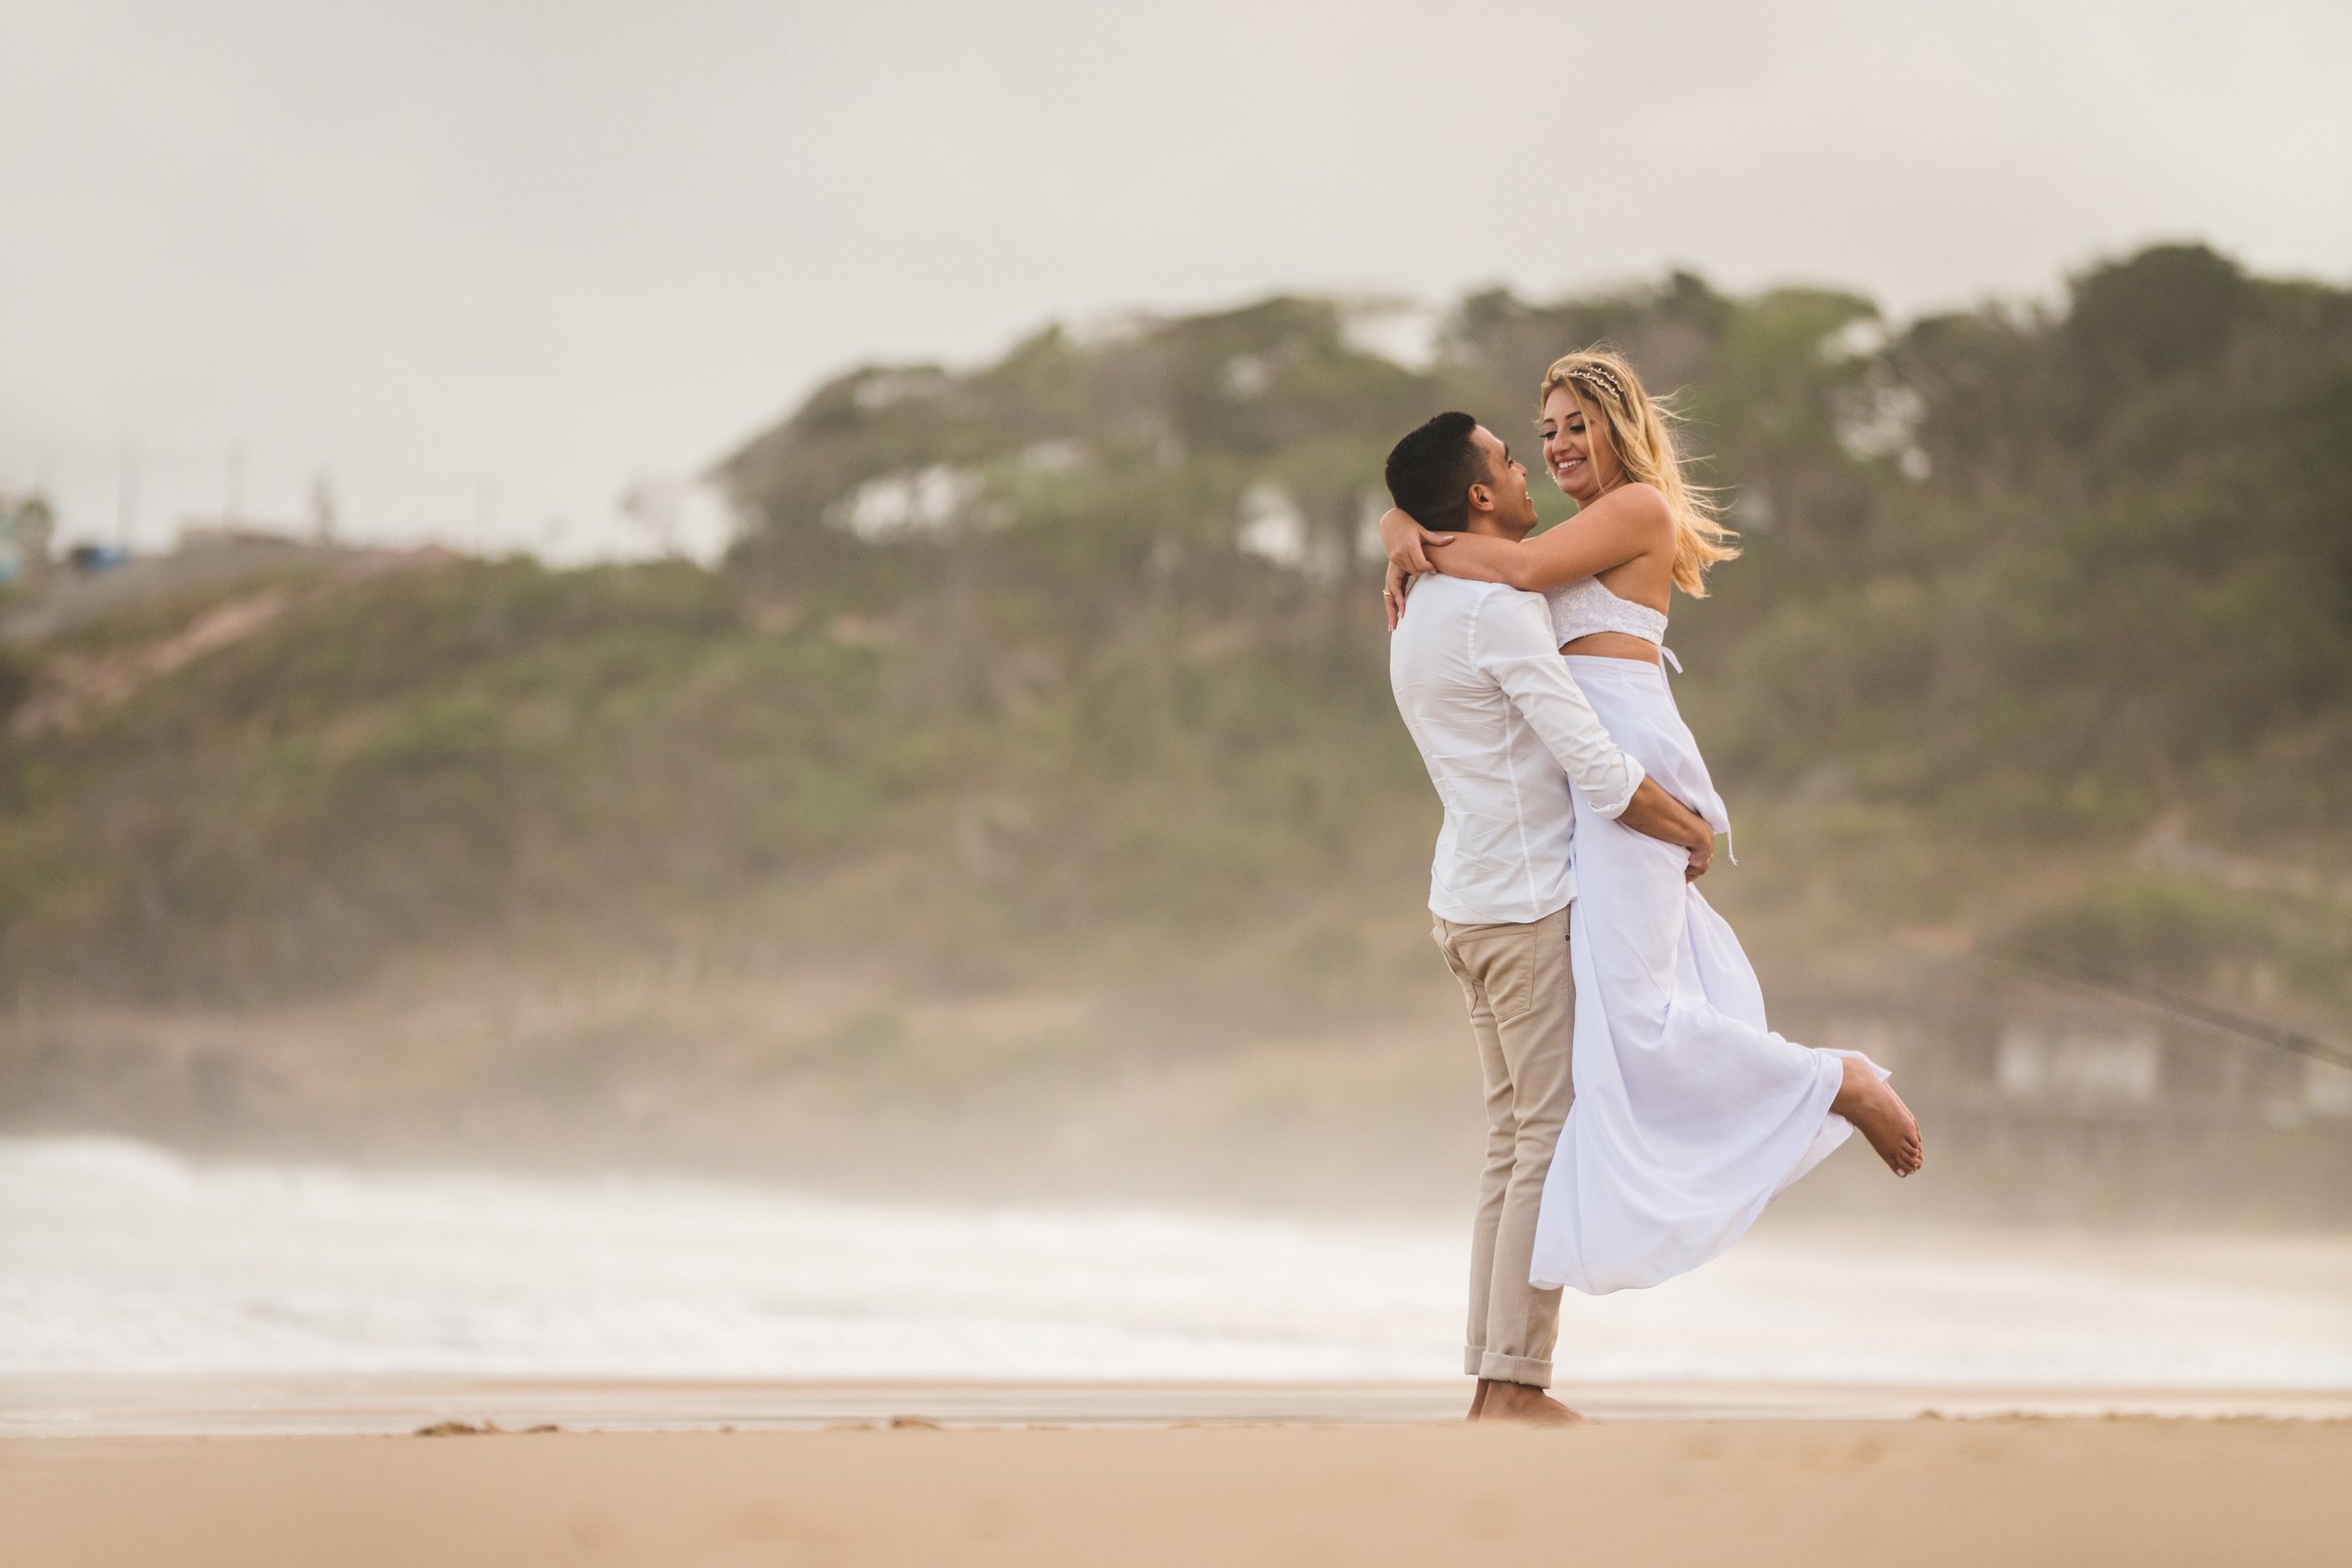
[{"x1": 1528, "y1": 655, "x2": 1885, "y2": 1295}]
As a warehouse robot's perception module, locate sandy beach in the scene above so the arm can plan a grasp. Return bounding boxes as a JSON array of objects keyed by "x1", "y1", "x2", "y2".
[
  {"x1": 8, "y1": 1142, "x2": 2346, "y2": 1562},
  {"x1": 8, "y1": 1413, "x2": 2348, "y2": 1567}
]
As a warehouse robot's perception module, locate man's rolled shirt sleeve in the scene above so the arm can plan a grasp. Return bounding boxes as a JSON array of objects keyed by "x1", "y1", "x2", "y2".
[{"x1": 1470, "y1": 590, "x2": 1645, "y2": 818}]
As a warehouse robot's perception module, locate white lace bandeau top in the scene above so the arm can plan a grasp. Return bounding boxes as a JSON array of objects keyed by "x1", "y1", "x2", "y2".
[{"x1": 1545, "y1": 576, "x2": 1668, "y2": 647}]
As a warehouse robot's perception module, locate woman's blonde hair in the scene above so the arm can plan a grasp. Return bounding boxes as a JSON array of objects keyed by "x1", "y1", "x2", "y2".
[{"x1": 1538, "y1": 345, "x2": 1738, "y2": 597}]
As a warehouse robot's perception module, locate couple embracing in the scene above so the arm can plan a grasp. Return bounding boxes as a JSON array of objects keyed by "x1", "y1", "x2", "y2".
[{"x1": 1380, "y1": 348, "x2": 1923, "y2": 1425}]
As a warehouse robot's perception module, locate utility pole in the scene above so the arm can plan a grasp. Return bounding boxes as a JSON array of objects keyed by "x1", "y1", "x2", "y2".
[
  {"x1": 116, "y1": 444, "x2": 138, "y2": 554},
  {"x1": 310, "y1": 472, "x2": 338, "y2": 545}
]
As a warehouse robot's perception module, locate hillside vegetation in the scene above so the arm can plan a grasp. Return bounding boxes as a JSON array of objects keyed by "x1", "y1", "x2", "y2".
[{"x1": 1, "y1": 245, "x2": 2347, "y2": 1204}]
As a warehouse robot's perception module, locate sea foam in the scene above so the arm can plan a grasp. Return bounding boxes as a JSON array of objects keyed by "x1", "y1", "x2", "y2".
[{"x1": 3, "y1": 1135, "x2": 2345, "y2": 1386}]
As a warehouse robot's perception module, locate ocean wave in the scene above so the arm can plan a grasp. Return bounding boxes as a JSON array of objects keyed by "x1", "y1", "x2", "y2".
[{"x1": 3, "y1": 1136, "x2": 2345, "y2": 1386}]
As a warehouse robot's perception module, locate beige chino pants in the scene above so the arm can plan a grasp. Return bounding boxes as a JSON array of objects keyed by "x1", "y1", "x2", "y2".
[{"x1": 1433, "y1": 904, "x2": 1574, "y2": 1389}]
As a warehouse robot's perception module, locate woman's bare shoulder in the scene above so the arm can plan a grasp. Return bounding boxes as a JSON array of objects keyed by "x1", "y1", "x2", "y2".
[
  {"x1": 1610, "y1": 482, "x2": 1673, "y2": 522},
  {"x1": 1591, "y1": 483, "x2": 1675, "y2": 550}
]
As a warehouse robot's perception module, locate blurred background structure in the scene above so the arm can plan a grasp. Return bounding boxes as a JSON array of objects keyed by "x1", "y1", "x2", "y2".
[{"x1": 0, "y1": 0, "x2": 2347, "y2": 1388}]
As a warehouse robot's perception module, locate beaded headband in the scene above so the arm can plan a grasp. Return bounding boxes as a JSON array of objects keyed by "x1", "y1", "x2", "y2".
[{"x1": 1565, "y1": 363, "x2": 1625, "y2": 403}]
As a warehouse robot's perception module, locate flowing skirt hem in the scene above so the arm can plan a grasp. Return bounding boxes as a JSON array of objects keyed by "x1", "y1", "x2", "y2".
[{"x1": 1531, "y1": 1050, "x2": 1876, "y2": 1295}]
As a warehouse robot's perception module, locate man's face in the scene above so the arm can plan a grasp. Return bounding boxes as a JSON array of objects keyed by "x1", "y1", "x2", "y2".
[{"x1": 1469, "y1": 425, "x2": 1538, "y2": 535}]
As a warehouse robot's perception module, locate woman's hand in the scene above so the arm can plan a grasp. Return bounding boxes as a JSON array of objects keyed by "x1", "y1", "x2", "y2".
[
  {"x1": 1379, "y1": 507, "x2": 1453, "y2": 576},
  {"x1": 1383, "y1": 558, "x2": 1414, "y2": 631}
]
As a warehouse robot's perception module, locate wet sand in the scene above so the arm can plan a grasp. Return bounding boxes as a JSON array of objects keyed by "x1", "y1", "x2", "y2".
[
  {"x1": 7, "y1": 1375, "x2": 2351, "y2": 1436},
  {"x1": 4, "y1": 1391, "x2": 2346, "y2": 1567}
]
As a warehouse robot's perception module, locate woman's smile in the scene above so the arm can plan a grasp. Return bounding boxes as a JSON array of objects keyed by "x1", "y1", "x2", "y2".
[{"x1": 1539, "y1": 385, "x2": 1606, "y2": 496}]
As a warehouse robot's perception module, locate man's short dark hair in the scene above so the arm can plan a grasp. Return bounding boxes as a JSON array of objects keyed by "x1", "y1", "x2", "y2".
[{"x1": 1383, "y1": 411, "x2": 1490, "y2": 532}]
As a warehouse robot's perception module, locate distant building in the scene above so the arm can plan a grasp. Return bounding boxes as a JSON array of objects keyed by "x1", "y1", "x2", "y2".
[
  {"x1": 1834, "y1": 986, "x2": 2343, "y2": 1130},
  {"x1": 1995, "y1": 1022, "x2": 2163, "y2": 1105}
]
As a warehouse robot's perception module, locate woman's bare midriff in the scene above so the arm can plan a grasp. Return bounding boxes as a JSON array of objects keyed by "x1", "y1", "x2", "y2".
[{"x1": 1558, "y1": 632, "x2": 1661, "y2": 664}]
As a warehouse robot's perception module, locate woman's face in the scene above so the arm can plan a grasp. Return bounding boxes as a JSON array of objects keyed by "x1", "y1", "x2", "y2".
[{"x1": 1539, "y1": 384, "x2": 1620, "y2": 503}]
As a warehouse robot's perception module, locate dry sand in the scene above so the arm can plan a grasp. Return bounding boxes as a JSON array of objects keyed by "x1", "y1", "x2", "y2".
[{"x1": 7, "y1": 1416, "x2": 2347, "y2": 1567}]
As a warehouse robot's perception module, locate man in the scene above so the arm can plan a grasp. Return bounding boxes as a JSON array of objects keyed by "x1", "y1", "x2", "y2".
[{"x1": 1383, "y1": 412, "x2": 1714, "y2": 1424}]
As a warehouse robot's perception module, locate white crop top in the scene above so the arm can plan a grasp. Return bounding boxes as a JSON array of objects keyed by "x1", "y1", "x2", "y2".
[{"x1": 1545, "y1": 576, "x2": 1668, "y2": 647}]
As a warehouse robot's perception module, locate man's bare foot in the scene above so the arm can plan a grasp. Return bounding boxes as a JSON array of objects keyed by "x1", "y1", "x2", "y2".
[
  {"x1": 1468, "y1": 1378, "x2": 1490, "y2": 1421},
  {"x1": 1475, "y1": 1381, "x2": 1586, "y2": 1426},
  {"x1": 1833, "y1": 1055, "x2": 1924, "y2": 1176}
]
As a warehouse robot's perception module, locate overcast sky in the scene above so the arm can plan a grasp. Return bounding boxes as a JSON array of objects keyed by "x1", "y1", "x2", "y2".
[{"x1": 4, "y1": 0, "x2": 2347, "y2": 563}]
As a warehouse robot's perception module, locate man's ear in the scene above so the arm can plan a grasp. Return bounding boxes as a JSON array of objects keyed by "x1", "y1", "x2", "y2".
[{"x1": 1465, "y1": 482, "x2": 1493, "y2": 514}]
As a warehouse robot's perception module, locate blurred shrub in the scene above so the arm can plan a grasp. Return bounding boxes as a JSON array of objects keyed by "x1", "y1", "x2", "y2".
[{"x1": 1998, "y1": 874, "x2": 2275, "y2": 990}]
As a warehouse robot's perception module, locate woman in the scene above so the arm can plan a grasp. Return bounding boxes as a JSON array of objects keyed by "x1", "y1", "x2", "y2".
[{"x1": 1380, "y1": 347, "x2": 1921, "y2": 1295}]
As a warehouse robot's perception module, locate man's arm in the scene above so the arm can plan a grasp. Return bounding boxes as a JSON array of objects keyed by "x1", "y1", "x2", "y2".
[
  {"x1": 1471, "y1": 590, "x2": 1715, "y2": 876},
  {"x1": 1620, "y1": 777, "x2": 1715, "y2": 880}
]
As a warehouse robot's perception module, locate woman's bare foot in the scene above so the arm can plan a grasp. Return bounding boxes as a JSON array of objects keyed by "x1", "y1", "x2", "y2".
[
  {"x1": 1475, "y1": 1382, "x2": 1587, "y2": 1425},
  {"x1": 1833, "y1": 1056, "x2": 1924, "y2": 1177}
]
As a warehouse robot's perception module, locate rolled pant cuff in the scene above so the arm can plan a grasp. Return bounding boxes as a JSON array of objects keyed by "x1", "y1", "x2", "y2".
[
  {"x1": 1463, "y1": 1346, "x2": 1485, "y2": 1378},
  {"x1": 1477, "y1": 1350, "x2": 1553, "y2": 1388}
]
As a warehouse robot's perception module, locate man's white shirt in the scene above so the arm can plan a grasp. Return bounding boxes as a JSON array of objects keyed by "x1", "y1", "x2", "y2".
[{"x1": 1389, "y1": 574, "x2": 1644, "y2": 925}]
